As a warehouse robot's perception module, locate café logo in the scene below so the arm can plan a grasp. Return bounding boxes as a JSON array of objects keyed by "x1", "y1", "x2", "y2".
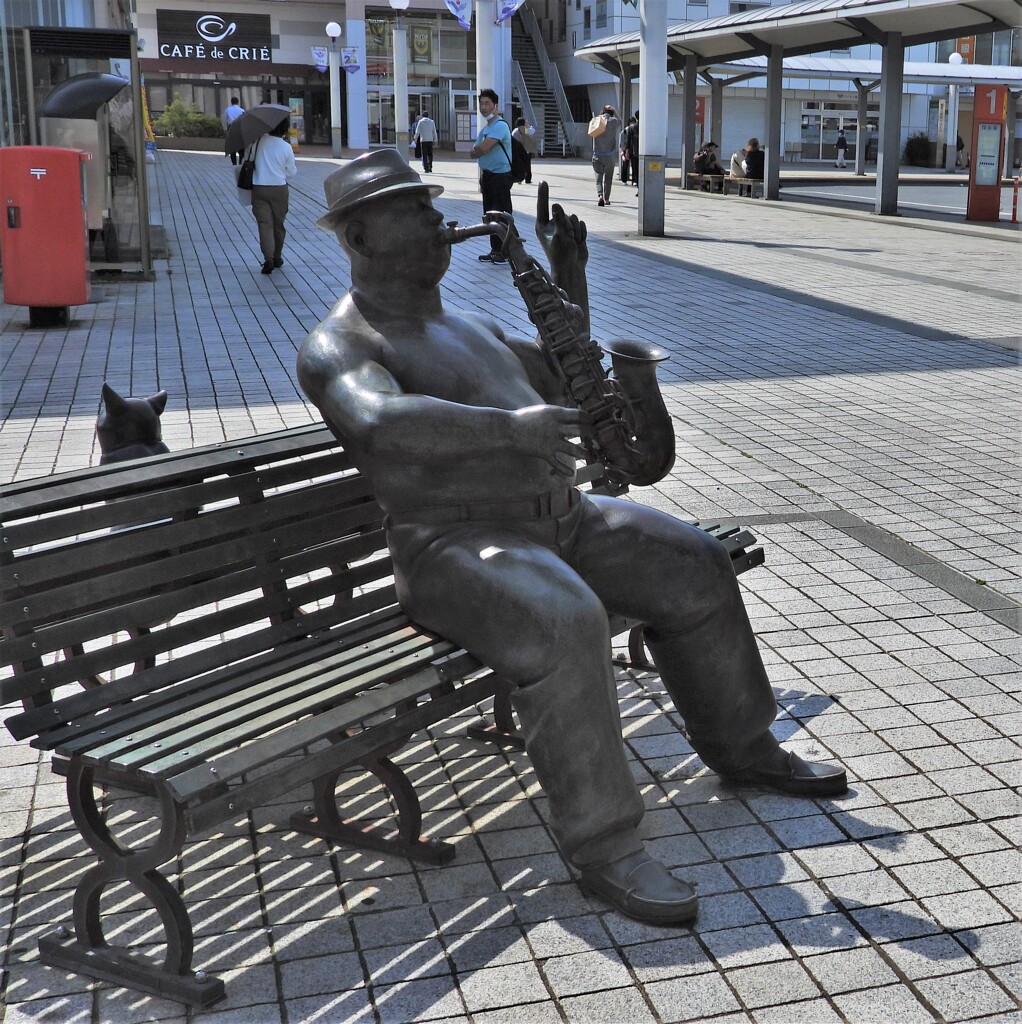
[
  {"x1": 156, "y1": 9, "x2": 271, "y2": 62},
  {"x1": 196, "y1": 16, "x2": 237, "y2": 43}
]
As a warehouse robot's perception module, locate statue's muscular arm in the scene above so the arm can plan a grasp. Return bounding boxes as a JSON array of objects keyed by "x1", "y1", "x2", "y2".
[{"x1": 297, "y1": 321, "x2": 582, "y2": 477}]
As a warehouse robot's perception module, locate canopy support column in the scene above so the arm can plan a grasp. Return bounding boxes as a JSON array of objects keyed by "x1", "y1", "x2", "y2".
[
  {"x1": 709, "y1": 75, "x2": 724, "y2": 153},
  {"x1": 853, "y1": 78, "x2": 878, "y2": 176},
  {"x1": 876, "y1": 30, "x2": 904, "y2": 216},
  {"x1": 638, "y1": 0, "x2": 668, "y2": 236},
  {"x1": 765, "y1": 43, "x2": 782, "y2": 200}
]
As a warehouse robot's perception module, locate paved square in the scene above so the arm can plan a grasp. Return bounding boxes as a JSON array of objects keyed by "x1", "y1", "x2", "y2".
[{"x1": 2, "y1": 149, "x2": 1019, "y2": 1022}]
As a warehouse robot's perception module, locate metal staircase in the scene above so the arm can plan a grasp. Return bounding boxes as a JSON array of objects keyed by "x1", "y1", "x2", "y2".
[{"x1": 511, "y1": 9, "x2": 576, "y2": 156}]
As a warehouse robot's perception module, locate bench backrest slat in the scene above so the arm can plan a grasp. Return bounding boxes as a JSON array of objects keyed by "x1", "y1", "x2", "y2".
[{"x1": 0, "y1": 428, "x2": 401, "y2": 726}]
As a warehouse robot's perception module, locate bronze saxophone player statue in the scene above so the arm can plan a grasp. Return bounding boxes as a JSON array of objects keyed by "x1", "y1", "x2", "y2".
[{"x1": 298, "y1": 151, "x2": 846, "y2": 926}]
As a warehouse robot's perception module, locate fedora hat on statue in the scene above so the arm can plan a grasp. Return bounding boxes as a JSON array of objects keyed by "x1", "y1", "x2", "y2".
[{"x1": 316, "y1": 150, "x2": 443, "y2": 230}]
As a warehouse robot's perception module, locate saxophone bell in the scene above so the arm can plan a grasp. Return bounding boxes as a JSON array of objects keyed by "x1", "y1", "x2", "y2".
[{"x1": 604, "y1": 339, "x2": 676, "y2": 487}]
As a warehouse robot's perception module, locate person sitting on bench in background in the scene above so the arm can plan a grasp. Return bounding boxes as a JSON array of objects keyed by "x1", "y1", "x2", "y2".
[
  {"x1": 298, "y1": 150, "x2": 847, "y2": 928},
  {"x1": 693, "y1": 141, "x2": 726, "y2": 190},
  {"x1": 741, "y1": 137, "x2": 765, "y2": 195}
]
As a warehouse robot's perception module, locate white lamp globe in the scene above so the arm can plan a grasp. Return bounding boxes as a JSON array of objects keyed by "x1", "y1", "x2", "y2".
[
  {"x1": 948, "y1": 52, "x2": 964, "y2": 64},
  {"x1": 325, "y1": 21, "x2": 342, "y2": 39},
  {"x1": 389, "y1": 0, "x2": 411, "y2": 9}
]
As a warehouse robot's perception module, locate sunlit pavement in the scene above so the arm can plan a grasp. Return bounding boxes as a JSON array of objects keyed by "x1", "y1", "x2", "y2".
[{"x1": 1, "y1": 149, "x2": 1019, "y2": 1024}]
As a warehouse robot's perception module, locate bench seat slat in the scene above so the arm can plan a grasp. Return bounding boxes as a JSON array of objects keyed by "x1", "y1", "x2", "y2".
[
  {"x1": 11, "y1": 598, "x2": 407, "y2": 741},
  {"x1": 185, "y1": 667, "x2": 495, "y2": 833},
  {"x1": 47, "y1": 610, "x2": 420, "y2": 753},
  {"x1": 170, "y1": 650, "x2": 486, "y2": 808},
  {"x1": 83, "y1": 632, "x2": 453, "y2": 771}
]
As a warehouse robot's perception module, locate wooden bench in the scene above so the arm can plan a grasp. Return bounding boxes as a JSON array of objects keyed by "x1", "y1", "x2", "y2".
[
  {"x1": 686, "y1": 172, "x2": 764, "y2": 198},
  {"x1": 728, "y1": 176, "x2": 764, "y2": 198},
  {"x1": 686, "y1": 171, "x2": 726, "y2": 193},
  {"x1": 0, "y1": 422, "x2": 763, "y2": 1007}
]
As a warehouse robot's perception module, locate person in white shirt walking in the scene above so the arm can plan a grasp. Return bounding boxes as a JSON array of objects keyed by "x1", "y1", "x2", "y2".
[
  {"x1": 251, "y1": 118, "x2": 298, "y2": 275},
  {"x1": 222, "y1": 97, "x2": 245, "y2": 130},
  {"x1": 413, "y1": 110, "x2": 437, "y2": 173}
]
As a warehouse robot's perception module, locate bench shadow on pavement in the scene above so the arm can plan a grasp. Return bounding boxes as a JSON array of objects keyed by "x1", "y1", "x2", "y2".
[{"x1": 1, "y1": 679, "x2": 982, "y2": 1020}]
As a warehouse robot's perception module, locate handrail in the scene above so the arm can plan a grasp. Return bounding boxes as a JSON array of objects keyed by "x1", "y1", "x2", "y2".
[
  {"x1": 511, "y1": 61, "x2": 538, "y2": 141},
  {"x1": 519, "y1": 5, "x2": 576, "y2": 155}
]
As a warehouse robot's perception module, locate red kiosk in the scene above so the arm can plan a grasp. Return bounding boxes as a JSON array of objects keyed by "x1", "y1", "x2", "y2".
[{"x1": 966, "y1": 84, "x2": 1007, "y2": 222}]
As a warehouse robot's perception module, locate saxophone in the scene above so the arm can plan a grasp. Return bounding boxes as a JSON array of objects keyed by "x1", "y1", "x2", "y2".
[{"x1": 443, "y1": 212, "x2": 675, "y2": 495}]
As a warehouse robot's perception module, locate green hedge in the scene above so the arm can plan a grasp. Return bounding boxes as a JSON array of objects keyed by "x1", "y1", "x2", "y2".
[
  {"x1": 153, "y1": 96, "x2": 224, "y2": 139},
  {"x1": 904, "y1": 131, "x2": 932, "y2": 167}
]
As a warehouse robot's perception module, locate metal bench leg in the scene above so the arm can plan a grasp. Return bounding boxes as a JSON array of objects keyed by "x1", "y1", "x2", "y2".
[
  {"x1": 291, "y1": 733, "x2": 456, "y2": 864},
  {"x1": 466, "y1": 677, "x2": 526, "y2": 751},
  {"x1": 39, "y1": 762, "x2": 225, "y2": 1008}
]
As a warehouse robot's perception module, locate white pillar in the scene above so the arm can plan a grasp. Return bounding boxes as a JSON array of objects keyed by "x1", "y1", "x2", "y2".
[
  {"x1": 638, "y1": 0, "x2": 667, "y2": 237},
  {"x1": 345, "y1": 12, "x2": 369, "y2": 151},
  {"x1": 496, "y1": 15, "x2": 512, "y2": 118},
  {"x1": 764, "y1": 43, "x2": 783, "y2": 200},
  {"x1": 945, "y1": 84, "x2": 959, "y2": 172},
  {"x1": 393, "y1": 18, "x2": 409, "y2": 156},
  {"x1": 328, "y1": 43, "x2": 342, "y2": 158},
  {"x1": 476, "y1": 0, "x2": 494, "y2": 129}
]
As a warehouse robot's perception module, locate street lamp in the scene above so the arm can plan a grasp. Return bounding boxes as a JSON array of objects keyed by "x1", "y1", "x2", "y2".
[
  {"x1": 945, "y1": 51, "x2": 963, "y2": 173},
  {"x1": 389, "y1": 0, "x2": 410, "y2": 157},
  {"x1": 325, "y1": 20, "x2": 343, "y2": 158}
]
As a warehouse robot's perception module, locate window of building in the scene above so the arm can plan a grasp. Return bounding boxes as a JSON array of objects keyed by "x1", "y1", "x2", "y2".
[
  {"x1": 583, "y1": 8, "x2": 591, "y2": 40},
  {"x1": 595, "y1": 0, "x2": 607, "y2": 28},
  {"x1": 728, "y1": 2, "x2": 769, "y2": 12},
  {"x1": 558, "y1": 0, "x2": 568, "y2": 42}
]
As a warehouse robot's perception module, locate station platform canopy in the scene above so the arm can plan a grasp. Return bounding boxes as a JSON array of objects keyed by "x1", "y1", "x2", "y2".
[
  {"x1": 701, "y1": 55, "x2": 1022, "y2": 86},
  {"x1": 575, "y1": 0, "x2": 1021, "y2": 70}
]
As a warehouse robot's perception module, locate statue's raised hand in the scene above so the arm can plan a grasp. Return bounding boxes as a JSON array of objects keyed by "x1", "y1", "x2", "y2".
[{"x1": 535, "y1": 182, "x2": 587, "y2": 276}]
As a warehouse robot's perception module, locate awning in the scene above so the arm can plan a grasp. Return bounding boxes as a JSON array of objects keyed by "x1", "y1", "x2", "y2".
[{"x1": 576, "y1": 0, "x2": 1022, "y2": 71}]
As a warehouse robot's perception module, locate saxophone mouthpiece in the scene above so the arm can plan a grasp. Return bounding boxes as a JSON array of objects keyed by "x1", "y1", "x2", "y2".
[{"x1": 441, "y1": 220, "x2": 501, "y2": 244}]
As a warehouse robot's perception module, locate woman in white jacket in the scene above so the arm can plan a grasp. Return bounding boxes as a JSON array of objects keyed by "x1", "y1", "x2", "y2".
[{"x1": 251, "y1": 118, "x2": 298, "y2": 275}]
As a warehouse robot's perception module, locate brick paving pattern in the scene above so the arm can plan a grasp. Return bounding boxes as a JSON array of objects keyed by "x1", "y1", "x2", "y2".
[{"x1": 1, "y1": 150, "x2": 1019, "y2": 1023}]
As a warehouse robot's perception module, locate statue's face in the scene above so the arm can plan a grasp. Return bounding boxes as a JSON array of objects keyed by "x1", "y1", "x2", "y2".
[{"x1": 347, "y1": 191, "x2": 449, "y2": 287}]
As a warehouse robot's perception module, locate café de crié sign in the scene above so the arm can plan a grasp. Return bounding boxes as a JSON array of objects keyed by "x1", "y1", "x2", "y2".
[{"x1": 156, "y1": 10, "x2": 272, "y2": 62}]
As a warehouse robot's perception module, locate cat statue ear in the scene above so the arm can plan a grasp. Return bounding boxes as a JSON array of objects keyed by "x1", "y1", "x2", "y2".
[{"x1": 97, "y1": 382, "x2": 171, "y2": 465}]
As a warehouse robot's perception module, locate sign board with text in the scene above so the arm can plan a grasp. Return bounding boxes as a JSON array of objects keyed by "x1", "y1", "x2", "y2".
[
  {"x1": 966, "y1": 84, "x2": 1006, "y2": 222},
  {"x1": 155, "y1": 10, "x2": 272, "y2": 63}
]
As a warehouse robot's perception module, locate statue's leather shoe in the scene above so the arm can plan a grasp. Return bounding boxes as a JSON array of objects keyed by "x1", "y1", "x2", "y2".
[
  {"x1": 579, "y1": 850, "x2": 698, "y2": 925},
  {"x1": 724, "y1": 749, "x2": 847, "y2": 796}
]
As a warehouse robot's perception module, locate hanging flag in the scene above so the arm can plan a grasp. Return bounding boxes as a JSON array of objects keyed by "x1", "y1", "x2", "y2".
[
  {"x1": 495, "y1": 0, "x2": 526, "y2": 23},
  {"x1": 311, "y1": 46, "x2": 328, "y2": 73},
  {"x1": 445, "y1": 0, "x2": 472, "y2": 30},
  {"x1": 341, "y1": 47, "x2": 361, "y2": 75}
]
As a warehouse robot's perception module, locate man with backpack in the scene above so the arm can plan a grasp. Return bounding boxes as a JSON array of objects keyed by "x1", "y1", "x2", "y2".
[
  {"x1": 590, "y1": 104, "x2": 622, "y2": 206},
  {"x1": 470, "y1": 88, "x2": 514, "y2": 264}
]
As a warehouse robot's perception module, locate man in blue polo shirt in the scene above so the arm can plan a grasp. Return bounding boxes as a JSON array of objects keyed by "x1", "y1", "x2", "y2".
[{"x1": 470, "y1": 88, "x2": 513, "y2": 264}]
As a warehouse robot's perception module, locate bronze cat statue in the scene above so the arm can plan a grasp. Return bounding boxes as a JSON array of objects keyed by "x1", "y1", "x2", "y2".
[{"x1": 96, "y1": 382, "x2": 170, "y2": 465}]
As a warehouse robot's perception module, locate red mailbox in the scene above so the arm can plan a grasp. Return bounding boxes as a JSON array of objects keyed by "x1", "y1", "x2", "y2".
[
  {"x1": 0, "y1": 146, "x2": 90, "y2": 327},
  {"x1": 966, "y1": 85, "x2": 1007, "y2": 223}
]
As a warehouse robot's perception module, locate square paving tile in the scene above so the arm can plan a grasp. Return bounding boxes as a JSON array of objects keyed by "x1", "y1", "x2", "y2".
[
  {"x1": 725, "y1": 959, "x2": 822, "y2": 1008},
  {"x1": 915, "y1": 969, "x2": 1019, "y2": 1021}
]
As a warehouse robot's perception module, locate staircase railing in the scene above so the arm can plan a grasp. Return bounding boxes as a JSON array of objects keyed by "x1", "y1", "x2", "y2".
[
  {"x1": 518, "y1": 5, "x2": 576, "y2": 156},
  {"x1": 511, "y1": 61, "x2": 538, "y2": 144}
]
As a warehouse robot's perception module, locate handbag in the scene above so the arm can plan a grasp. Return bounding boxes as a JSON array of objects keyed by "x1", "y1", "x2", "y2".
[
  {"x1": 236, "y1": 138, "x2": 259, "y2": 191},
  {"x1": 587, "y1": 115, "x2": 606, "y2": 138}
]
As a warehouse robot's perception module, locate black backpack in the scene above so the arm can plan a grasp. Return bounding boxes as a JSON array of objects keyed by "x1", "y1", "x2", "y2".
[{"x1": 498, "y1": 125, "x2": 529, "y2": 184}]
